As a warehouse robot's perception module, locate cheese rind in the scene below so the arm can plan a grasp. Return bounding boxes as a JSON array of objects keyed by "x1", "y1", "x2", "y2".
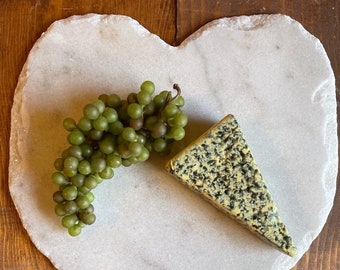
[{"x1": 166, "y1": 114, "x2": 297, "y2": 257}]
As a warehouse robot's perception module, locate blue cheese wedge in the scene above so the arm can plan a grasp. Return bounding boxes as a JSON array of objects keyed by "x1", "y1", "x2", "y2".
[{"x1": 166, "y1": 114, "x2": 297, "y2": 257}]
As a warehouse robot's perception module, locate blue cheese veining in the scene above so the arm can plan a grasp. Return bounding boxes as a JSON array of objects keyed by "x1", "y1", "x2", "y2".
[{"x1": 166, "y1": 114, "x2": 297, "y2": 257}]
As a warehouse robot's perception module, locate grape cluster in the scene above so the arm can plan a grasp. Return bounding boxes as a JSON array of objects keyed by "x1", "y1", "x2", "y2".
[{"x1": 52, "y1": 81, "x2": 188, "y2": 236}]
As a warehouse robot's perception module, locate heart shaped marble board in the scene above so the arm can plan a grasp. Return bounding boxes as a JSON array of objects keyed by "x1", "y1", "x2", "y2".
[{"x1": 9, "y1": 14, "x2": 337, "y2": 270}]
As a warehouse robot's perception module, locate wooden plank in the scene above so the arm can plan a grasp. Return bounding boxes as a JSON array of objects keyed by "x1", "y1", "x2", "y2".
[
  {"x1": 0, "y1": 1, "x2": 176, "y2": 269},
  {"x1": 176, "y1": 1, "x2": 340, "y2": 270}
]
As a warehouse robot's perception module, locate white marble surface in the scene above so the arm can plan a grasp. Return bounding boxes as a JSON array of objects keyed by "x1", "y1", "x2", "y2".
[{"x1": 9, "y1": 14, "x2": 337, "y2": 270}]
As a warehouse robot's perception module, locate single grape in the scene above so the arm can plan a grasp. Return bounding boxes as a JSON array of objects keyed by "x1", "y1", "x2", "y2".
[
  {"x1": 163, "y1": 103, "x2": 179, "y2": 118},
  {"x1": 68, "y1": 129, "x2": 85, "y2": 145},
  {"x1": 106, "y1": 153, "x2": 122, "y2": 168},
  {"x1": 99, "y1": 166, "x2": 114, "y2": 179},
  {"x1": 140, "y1": 80, "x2": 155, "y2": 95},
  {"x1": 91, "y1": 157, "x2": 106, "y2": 173},
  {"x1": 151, "y1": 121, "x2": 167, "y2": 138},
  {"x1": 62, "y1": 213, "x2": 78, "y2": 228},
  {"x1": 78, "y1": 117, "x2": 92, "y2": 132},
  {"x1": 84, "y1": 175, "x2": 98, "y2": 190},
  {"x1": 118, "y1": 143, "x2": 131, "y2": 159},
  {"x1": 80, "y1": 144, "x2": 93, "y2": 158},
  {"x1": 107, "y1": 93, "x2": 121, "y2": 108},
  {"x1": 109, "y1": 121, "x2": 124, "y2": 135},
  {"x1": 63, "y1": 117, "x2": 76, "y2": 131},
  {"x1": 68, "y1": 224, "x2": 82, "y2": 236},
  {"x1": 83, "y1": 104, "x2": 99, "y2": 120},
  {"x1": 71, "y1": 174, "x2": 85, "y2": 187},
  {"x1": 52, "y1": 172, "x2": 69, "y2": 185},
  {"x1": 127, "y1": 103, "x2": 143, "y2": 119},
  {"x1": 93, "y1": 115, "x2": 109, "y2": 131},
  {"x1": 127, "y1": 93, "x2": 138, "y2": 104},
  {"x1": 76, "y1": 196, "x2": 91, "y2": 209},
  {"x1": 53, "y1": 191, "x2": 65, "y2": 203},
  {"x1": 129, "y1": 117, "x2": 143, "y2": 130},
  {"x1": 63, "y1": 168, "x2": 78, "y2": 178},
  {"x1": 62, "y1": 185, "x2": 78, "y2": 201},
  {"x1": 67, "y1": 145, "x2": 83, "y2": 160},
  {"x1": 92, "y1": 99, "x2": 105, "y2": 114},
  {"x1": 137, "y1": 147, "x2": 150, "y2": 161},
  {"x1": 85, "y1": 191, "x2": 95, "y2": 203},
  {"x1": 64, "y1": 156, "x2": 79, "y2": 171},
  {"x1": 168, "y1": 113, "x2": 188, "y2": 127},
  {"x1": 64, "y1": 200, "x2": 78, "y2": 214},
  {"x1": 167, "y1": 126, "x2": 185, "y2": 141},
  {"x1": 98, "y1": 93, "x2": 108, "y2": 104},
  {"x1": 152, "y1": 138, "x2": 167, "y2": 152},
  {"x1": 99, "y1": 135, "x2": 116, "y2": 154},
  {"x1": 144, "y1": 115, "x2": 158, "y2": 130},
  {"x1": 137, "y1": 90, "x2": 152, "y2": 105},
  {"x1": 122, "y1": 127, "x2": 137, "y2": 142},
  {"x1": 79, "y1": 212, "x2": 96, "y2": 225},
  {"x1": 128, "y1": 142, "x2": 143, "y2": 157},
  {"x1": 55, "y1": 203, "x2": 66, "y2": 216},
  {"x1": 78, "y1": 185, "x2": 90, "y2": 195},
  {"x1": 153, "y1": 90, "x2": 169, "y2": 108},
  {"x1": 170, "y1": 95, "x2": 185, "y2": 107},
  {"x1": 54, "y1": 158, "x2": 64, "y2": 171},
  {"x1": 143, "y1": 101, "x2": 155, "y2": 115},
  {"x1": 103, "y1": 107, "x2": 118, "y2": 123},
  {"x1": 89, "y1": 129, "x2": 103, "y2": 140}
]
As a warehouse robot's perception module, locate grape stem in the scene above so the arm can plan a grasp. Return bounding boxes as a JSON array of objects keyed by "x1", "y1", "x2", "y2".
[{"x1": 164, "y1": 84, "x2": 181, "y2": 106}]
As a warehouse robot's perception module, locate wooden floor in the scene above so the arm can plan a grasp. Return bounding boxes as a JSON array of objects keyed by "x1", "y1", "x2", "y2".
[{"x1": 1, "y1": 1, "x2": 339, "y2": 269}]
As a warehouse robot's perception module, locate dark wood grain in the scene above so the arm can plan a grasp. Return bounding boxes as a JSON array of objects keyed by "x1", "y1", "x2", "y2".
[
  {"x1": 0, "y1": 0, "x2": 339, "y2": 269},
  {"x1": 176, "y1": 1, "x2": 340, "y2": 270}
]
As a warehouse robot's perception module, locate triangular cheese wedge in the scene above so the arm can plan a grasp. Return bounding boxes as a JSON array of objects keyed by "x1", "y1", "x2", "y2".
[{"x1": 166, "y1": 114, "x2": 297, "y2": 257}]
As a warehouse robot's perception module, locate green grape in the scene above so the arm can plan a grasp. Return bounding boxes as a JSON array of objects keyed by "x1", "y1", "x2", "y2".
[
  {"x1": 93, "y1": 115, "x2": 109, "y2": 131},
  {"x1": 80, "y1": 144, "x2": 93, "y2": 158},
  {"x1": 52, "y1": 172, "x2": 69, "y2": 185},
  {"x1": 99, "y1": 135, "x2": 116, "y2": 154},
  {"x1": 122, "y1": 159, "x2": 132, "y2": 167},
  {"x1": 99, "y1": 166, "x2": 114, "y2": 179},
  {"x1": 136, "y1": 132, "x2": 147, "y2": 144},
  {"x1": 63, "y1": 168, "x2": 77, "y2": 178},
  {"x1": 163, "y1": 103, "x2": 179, "y2": 118},
  {"x1": 53, "y1": 191, "x2": 65, "y2": 203},
  {"x1": 129, "y1": 117, "x2": 144, "y2": 131},
  {"x1": 127, "y1": 103, "x2": 143, "y2": 119},
  {"x1": 92, "y1": 99, "x2": 105, "y2": 114},
  {"x1": 137, "y1": 147, "x2": 150, "y2": 161},
  {"x1": 63, "y1": 117, "x2": 76, "y2": 131},
  {"x1": 78, "y1": 185, "x2": 90, "y2": 195},
  {"x1": 128, "y1": 142, "x2": 143, "y2": 157},
  {"x1": 109, "y1": 121, "x2": 124, "y2": 135},
  {"x1": 118, "y1": 143, "x2": 131, "y2": 159},
  {"x1": 64, "y1": 156, "x2": 79, "y2": 171},
  {"x1": 62, "y1": 213, "x2": 78, "y2": 228},
  {"x1": 167, "y1": 126, "x2": 185, "y2": 141},
  {"x1": 68, "y1": 224, "x2": 82, "y2": 236},
  {"x1": 128, "y1": 156, "x2": 139, "y2": 164},
  {"x1": 118, "y1": 100, "x2": 129, "y2": 121},
  {"x1": 76, "y1": 196, "x2": 91, "y2": 209},
  {"x1": 85, "y1": 191, "x2": 95, "y2": 203},
  {"x1": 144, "y1": 115, "x2": 158, "y2": 130},
  {"x1": 152, "y1": 138, "x2": 167, "y2": 152},
  {"x1": 106, "y1": 153, "x2": 122, "y2": 168},
  {"x1": 62, "y1": 185, "x2": 78, "y2": 201},
  {"x1": 54, "y1": 158, "x2": 64, "y2": 171},
  {"x1": 78, "y1": 117, "x2": 92, "y2": 132},
  {"x1": 64, "y1": 200, "x2": 78, "y2": 214},
  {"x1": 55, "y1": 203, "x2": 66, "y2": 216},
  {"x1": 168, "y1": 113, "x2": 188, "y2": 127},
  {"x1": 103, "y1": 107, "x2": 118, "y2": 123},
  {"x1": 170, "y1": 95, "x2": 185, "y2": 107},
  {"x1": 98, "y1": 93, "x2": 108, "y2": 104},
  {"x1": 127, "y1": 93, "x2": 138, "y2": 104},
  {"x1": 71, "y1": 174, "x2": 85, "y2": 187},
  {"x1": 151, "y1": 121, "x2": 167, "y2": 138},
  {"x1": 81, "y1": 204, "x2": 94, "y2": 214},
  {"x1": 79, "y1": 212, "x2": 96, "y2": 225},
  {"x1": 83, "y1": 104, "x2": 99, "y2": 120},
  {"x1": 84, "y1": 175, "x2": 98, "y2": 190},
  {"x1": 137, "y1": 90, "x2": 152, "y2": 105},
  {"x1": 77, "y1": 160, "x2": 91, "y2": 176},
  {"x1": 140, "y1": 80, "x2": 155, "y2": 95},
  {"x1": 89, "y1": 129, "x2": 103, "y2": 140},
  {"x1": 91, "y1": 157, "x2": 106, "y2": 173},
  {"x1": 153, "y1": 90, "x2": 169, "y2": 108},
  {"x1": 68, "y1": 129, "x2": 85, "y2": 145},
  {"x1": 143, "y1": 101, "x2": 155, "y2": 115},
  {"x1": 122, "y1": 127, "x2": 137, "y2": 142},
  {"x1": 67, "y1": 145, "x2": 83, "y2": 160},
  {"x1": 107, "y1": 93, "x2": 121, "y2": 108}
]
